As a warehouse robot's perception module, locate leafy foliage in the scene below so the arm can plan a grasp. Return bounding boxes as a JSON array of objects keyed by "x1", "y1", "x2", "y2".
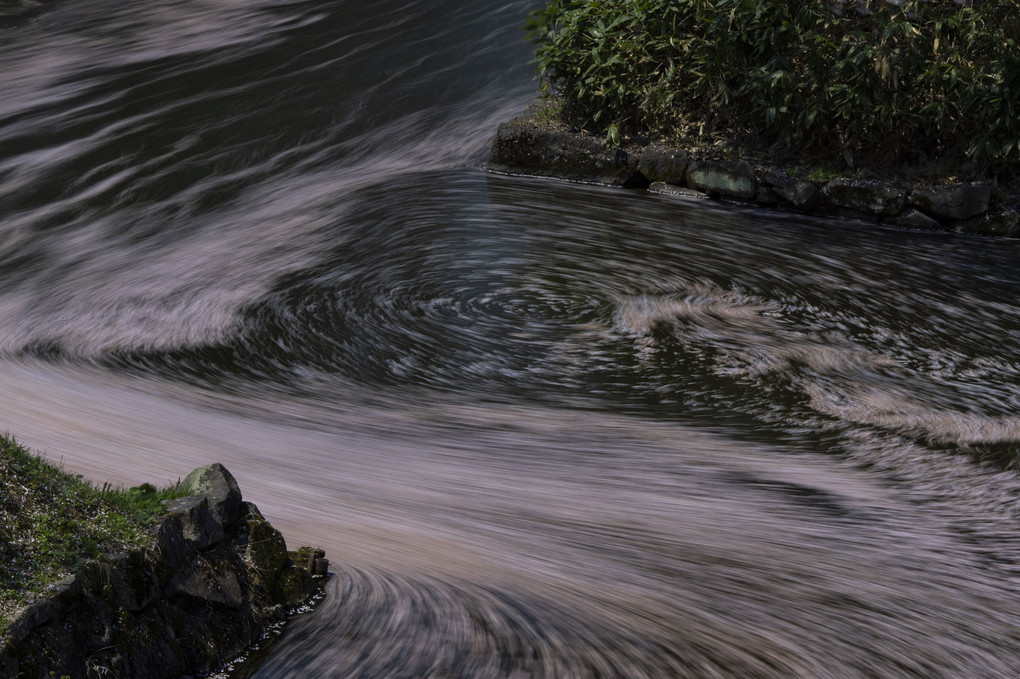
[{"x1": 528, "y1": 0, "x2": 1019, "y2": 170}]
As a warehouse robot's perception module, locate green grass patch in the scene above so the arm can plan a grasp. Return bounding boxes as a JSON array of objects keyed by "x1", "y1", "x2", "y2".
[
  {"x1": 0, "y1": 434, "x2": 186, "y2": 632},
  {"x1": 527, "y1": 0, "x2": 1019, "y2": 177}
]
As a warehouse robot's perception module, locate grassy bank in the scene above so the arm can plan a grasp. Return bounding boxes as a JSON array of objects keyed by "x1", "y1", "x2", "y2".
[
  {"x1": 0, "y1": 434, "x2": 183, "y2": 633},
  {"x1": 527, "y1": 0, "x2": 1019, "y2": 181}
]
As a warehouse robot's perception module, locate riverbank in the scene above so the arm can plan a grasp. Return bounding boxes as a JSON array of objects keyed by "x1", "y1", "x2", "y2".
[
  {"x1": 486, "y1": 97, "x2": 1020, "y2": 238},
  {"x1": 0, "y1": 437, "x2": 328, "y2": 679}
]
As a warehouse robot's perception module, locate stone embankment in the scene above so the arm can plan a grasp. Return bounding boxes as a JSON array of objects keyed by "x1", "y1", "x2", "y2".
[
  {"x1": 487, "y1": 116, "x2": 1019, "y2": 238},
  {"x1": 0, "y1": 464, "x2": 329, "y2": 679}
]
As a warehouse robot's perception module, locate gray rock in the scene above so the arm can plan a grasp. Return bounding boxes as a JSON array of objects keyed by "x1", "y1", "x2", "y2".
[
  {"x1": 955, "y1": 210, "x2": 1019, "y2": 237},
  {"x1": 910, "y1": 181, "x2": 990, "y2": 220},
  {"x1": 648, "y1": 181, "x2": 708, "y2": 199},
  {"x1": 0, "y1": 646, "x2": 16, "y2": 679},
  {"x1": 164, "y1": 496, "x2": 223, "y2": 550},
  {"x1": 242, "y1": 503, "x2": 289, "y2": 588},
  {"x1": 151, "y1": 513, "x2": 189, "y2": 574},
  {"x1": 764, "y1": 173, "x2": 822, "y2": 210},
  {"x1": 169, "y1": 566, "x2": 245, "y2": 609},
  {"x1": 686, "y1": 160, "x2": 757, "y2": 199},
  {"x1": 638, "y1": 146, "x2": 689, "y2": 185},
  {"x1": 755, "y1": 183, "x2": 780, "y2": 205},
  {"x1": 888, "y1": 208, "x2": 945, "y2": 231},
  {"x1": 824, "y1": 178, "x2": 906, "y2": 215},
  {"x1": 106, "y1": 551, "x2": 160, "y2": 612},
  {"x1": 486, "y1": 122, "x2": 646, "y2": 186},
  {"x1": 179, "y1": 463, "x2": 243, "y2": 528}
]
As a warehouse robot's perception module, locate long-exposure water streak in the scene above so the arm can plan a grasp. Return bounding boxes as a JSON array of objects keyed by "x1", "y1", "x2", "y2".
[{"x1": 2, "y1": 1, "x2": 1019, "y2": 677}]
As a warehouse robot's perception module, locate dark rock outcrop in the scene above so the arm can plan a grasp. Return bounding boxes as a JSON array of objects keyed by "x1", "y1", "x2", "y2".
[
  {"x1": 823, "y1": 178, "x2": 907, "y2": 216},
  {"x1": 485, "y1": 113, "x2": 1019, "y2": 238},
  {"x1": 638, "y1": 146, "x2": 689, "y2": 185},
  {"x1": 910, "y1": 181, "x2": 991, "y2": 221},
  {"x1": 0, "y1": 464, "x2": 328, "y2": 679},
  {"x1": 763, "y1": 173, "x2": 822, "y2": 211},
  {"x1": 487, "y1": 122, "x2": 646, "y2": 187}
]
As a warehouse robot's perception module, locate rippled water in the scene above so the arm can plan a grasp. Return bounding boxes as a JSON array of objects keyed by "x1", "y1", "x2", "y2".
[{"x1": 2, "y1": 1, "x2": 1020, "y2": 677}]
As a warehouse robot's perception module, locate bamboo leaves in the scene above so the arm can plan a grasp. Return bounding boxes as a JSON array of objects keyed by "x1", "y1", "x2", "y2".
[{"x1": 528, "y1": 0, "x2": 1019, "y2": 171}]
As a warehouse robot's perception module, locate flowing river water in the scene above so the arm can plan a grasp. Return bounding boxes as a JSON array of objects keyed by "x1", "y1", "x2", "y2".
[{"x1": 2, "y1": 1, "x2": 1020, "y2": 677}]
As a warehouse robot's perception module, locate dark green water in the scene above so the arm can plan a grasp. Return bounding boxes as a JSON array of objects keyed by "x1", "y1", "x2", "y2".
[{"x1": 2, "y1": 1, "x2": 1019, "y2": 677}]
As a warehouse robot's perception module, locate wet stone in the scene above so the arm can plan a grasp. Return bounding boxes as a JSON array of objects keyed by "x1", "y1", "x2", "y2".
[
  {"x1": 910, "y1": 182, "x2": 990, "y2": 220},
  {"x1": 889, "y1": 208, "x2": 945, "y2": 232},
  {"x1": 765, "y1": 173, "x2": 822, "y2": 210},
  {"x1": 686, "y1": 159, "x2": 757, "y2": 199},
  {"x1": 955, "y1": 210, "x2": 1020, "y2": 238},
  {"x1": 486, "y1": 122, "x2": 646, "y2": 187},
  {"x1": 648, "y1": 182, "x2": 709, "y2": 199},
  {"x1": 638, "y1": 146, "x2": 689, "y2": 185},
  {"x1": 824, "y1": 178, "x2": 906, "y2": 215}
]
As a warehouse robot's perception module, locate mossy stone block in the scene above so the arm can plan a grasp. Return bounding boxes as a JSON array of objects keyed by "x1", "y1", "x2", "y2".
[{"x1": 686, "y1": 160, "x2": 757, "y2": 199}]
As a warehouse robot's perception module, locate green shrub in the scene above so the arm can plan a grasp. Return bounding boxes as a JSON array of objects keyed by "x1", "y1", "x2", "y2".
[{"x1": 528, "y1": 0, "x2": 1019, "y2": 172}]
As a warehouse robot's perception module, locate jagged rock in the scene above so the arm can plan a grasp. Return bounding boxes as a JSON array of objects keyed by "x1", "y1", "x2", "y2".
[
  {"x1": 179, "y1": 463, "x2": 242, "y2": 528},
  {"x1": 824, "y1": 178, "x2": 906, "y2": 215},
  {"x1": 486, "y1": 122, "x2": 646, "y2": 186},
  {"x1": 764, "y1": 173, "x2": 822, "y2": 210},
  {"x1": 241, "y1": 502, "x2": 289, "y2": 590},
  {"x1": 169, "y1": 561, "x2": 245, "y2": 609},
  {"x1": 648, "y1": 182, "x2": 709, "y2": 199},
  {"x1": 638, "y1": 146, "x2": 689, "y2": 184},
  {"x1": 910, "y1": 182, "x2": 990, "y2": 220},
  {"x1": 1, "y1": 464, "x2": 328, "y2": 679},
  {"x1": 888, "y1": 208, "x2": 945, "y2": 231},
  {"x1": 150, "y1": 513, "x2": 189, "y2": 574},
  {"x1": 104, "y1": 551, "x2": 160, "y2": 612},
  {"x1": 274, "y1": 567, "x2": 314, "y2": 608},
  {"x1": 164, "y1": 496, "x2": 223, "y2": 550},
  {"x1": 686, "y1": 160, "x2": 757, "y2": 199}
]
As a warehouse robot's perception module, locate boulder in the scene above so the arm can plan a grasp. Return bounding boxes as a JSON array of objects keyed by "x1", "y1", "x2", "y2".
[
  {"x1": 956, "y1": 210, "x2": 1019, "y2": 238},
  {"x1": 910, "y1": 182, "x2": 990, "y2": 220},
  {"x1": 686, "y1": 160, "x2": 757, "y2": 199},
  {"x1": 486, "y1": 122, "x2": 646, "y2": 186},
  {"x1": 824, "y1": 178, "x2": 906, "y2": 215},
  {"x1": 638, "y1": 146, "x2": 689, "y2": 185},
  {"x1": 888, "y1": 208, "x2": 945, "y2": 231},
  {"x1": 179, "y1": 463, "x2": 242, "y2": 528},
  {"x1": 764, "y1": 173, "x2": 822, "y2": 210}
]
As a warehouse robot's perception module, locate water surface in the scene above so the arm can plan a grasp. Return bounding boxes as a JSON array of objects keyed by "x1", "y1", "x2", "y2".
[{"x1": 2, "y1": 1, "x2": 1019, "y2": 677}]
